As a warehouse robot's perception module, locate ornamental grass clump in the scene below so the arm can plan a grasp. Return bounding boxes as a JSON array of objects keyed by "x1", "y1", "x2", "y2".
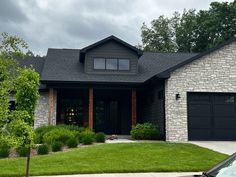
[
  {"x1": 37, "y1": 144, "x2": 49, "y2": 155},
  {"x1": 95, "y1": 132, "x2": 106, "y2": 143},
  {"x1": 51, "y1": 141, "x2": 63, "y2": 152},
  {"x1": 16, "y1": 146, "x2": 28, "y2": 157},
  {"x1": 0, "y1": 144, "x2": 10, "y2": 158},
  {"x1": 66, "y1": 137, "x2": 78, "y2": 148}
]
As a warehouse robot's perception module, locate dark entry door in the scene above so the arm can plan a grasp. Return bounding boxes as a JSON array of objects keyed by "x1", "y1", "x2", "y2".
[
  {"x1": 62, "y1": 99, "x2": 85, "y2": 126},
  {"x1": 94, "y1": 100, "x2": 120, "y2": 134},
  {"x1": 188, "y1": 93, "x2": 236, "y2": 140}
]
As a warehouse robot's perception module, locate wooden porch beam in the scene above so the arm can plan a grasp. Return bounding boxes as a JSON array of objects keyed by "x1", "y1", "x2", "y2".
[
  {"x1": 88, "y1": 88, "x2": 94, "y2": 129},
  {"x1": 132, "y1": 89, "x2": 137, "y2": 126}
]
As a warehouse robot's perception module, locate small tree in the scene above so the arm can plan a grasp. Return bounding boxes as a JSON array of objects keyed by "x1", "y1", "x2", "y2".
[
  {"x1": 15, "y1": 67, "x2": 39, "y2": 177},
  {"x1": 0, "y1": 32, "x2": 39, "y2": 177}
]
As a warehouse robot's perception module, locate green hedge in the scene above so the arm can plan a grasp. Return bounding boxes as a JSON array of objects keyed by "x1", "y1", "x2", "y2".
[{"x1": 130, "y1": 123, "x2": 159, "y2": 140}]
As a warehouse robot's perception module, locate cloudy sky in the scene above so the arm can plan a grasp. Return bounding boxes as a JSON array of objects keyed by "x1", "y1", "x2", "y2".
[{"x1": 0, "y1": 0, "x2": 233, "y2": 55}]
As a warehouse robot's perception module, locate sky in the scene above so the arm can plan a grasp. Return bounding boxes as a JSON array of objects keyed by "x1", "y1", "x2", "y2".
[{"x1": 0, "y1": 0, "x2": 234, "y2": 55}]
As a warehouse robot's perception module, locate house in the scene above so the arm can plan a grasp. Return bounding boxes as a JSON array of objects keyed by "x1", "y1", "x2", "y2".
[{"x1": 18, "y1": 35, "x2": 236, "y2": 141}]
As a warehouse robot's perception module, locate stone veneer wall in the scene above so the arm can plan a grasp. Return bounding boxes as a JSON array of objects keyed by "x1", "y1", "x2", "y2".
[
  {"x1": 165, "y1": 41, "x2": 236, "y2": 141},
  {"x1": 34, "y1": 90, "x2": 57, "y2": 128}
]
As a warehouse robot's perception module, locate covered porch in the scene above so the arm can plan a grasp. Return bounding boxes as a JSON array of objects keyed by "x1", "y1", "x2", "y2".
[{"x1": 52, "y1": 87, "x2": 138, "y2": 135}]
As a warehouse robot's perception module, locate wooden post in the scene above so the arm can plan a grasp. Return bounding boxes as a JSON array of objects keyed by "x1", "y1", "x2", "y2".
[
  {"x1": 132, "y1": 89, "x2": 137, "y2": 126},
  {"x1": 88, "y1": 88, "x2": 94, "y2": 129},
  {"x1": 49, "y1": 88, "x2": 54, "y2": 125}
]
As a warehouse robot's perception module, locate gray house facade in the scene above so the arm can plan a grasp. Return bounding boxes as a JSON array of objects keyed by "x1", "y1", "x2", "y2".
[{"x1": 19, "y1": 36, "x2": 236, "y2": 141}]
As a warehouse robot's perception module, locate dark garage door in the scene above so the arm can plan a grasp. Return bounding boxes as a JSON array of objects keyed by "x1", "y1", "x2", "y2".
[{"x1": 188, "y1": 93, "x2": 236, "y2": 140}]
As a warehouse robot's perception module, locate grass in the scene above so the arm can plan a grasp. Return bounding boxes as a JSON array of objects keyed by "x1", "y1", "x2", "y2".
[{"x1": 0, "y1": 142, "x2": 227, "y2": 176}]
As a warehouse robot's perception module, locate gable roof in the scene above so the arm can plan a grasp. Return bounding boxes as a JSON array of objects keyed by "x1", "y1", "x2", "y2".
[
  {"x1": 16, "y1": 56, "x2": 46, "y2": 89},
  {"x1": 18, "y1": 36, "x2": 236, "y2": 86},
  {"x1": 79, "y1": 35, "x2": 143, "y2": 62},
  {"x1": 16, "y1": 56, "x2": 45, "y2": 75},
  {"x1": 40, "y1": 48, "x2": 197, "y2": 84},
  {"x1": 155, "y1": 37, "x2": 236, "y2": 78}
]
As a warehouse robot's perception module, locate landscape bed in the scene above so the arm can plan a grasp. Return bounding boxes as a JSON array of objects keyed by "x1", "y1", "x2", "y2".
[{"x1": 0, "y1": 142, "x2": 227, "y2": 177}]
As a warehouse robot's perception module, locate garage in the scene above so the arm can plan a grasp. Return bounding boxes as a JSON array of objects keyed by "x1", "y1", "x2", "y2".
[{"x1": 187, "y1": 92, "x2": 236, "y2": 140}]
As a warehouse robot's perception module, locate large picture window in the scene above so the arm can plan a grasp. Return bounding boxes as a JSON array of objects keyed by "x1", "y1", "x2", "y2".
[{"x1": 93, "y1": 58, "x2": 130, "y2": 71}]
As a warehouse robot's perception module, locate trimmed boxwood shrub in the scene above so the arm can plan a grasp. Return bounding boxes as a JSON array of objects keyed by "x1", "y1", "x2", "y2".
[
  {"x1": 51, "y1": 141, "x2": 63, "y2": 152},
  {"x1": 130, "y1": 122, "x2": 159, "y2": 140},
  {"x1": 37, "y1": 144, "x2": 49, "y2": 155},
  {"x1": 95, "y1": 132, "x2": 106, "y2": 143},
  {"x1": 16, "y1": 146, "x2": 28, "y2": 157},
  {"x1": 43, "y1": 128, "x2": 75, "y2": 145},
  {"x1": 0, "y1": 145, "x2": 10, "y2": 158},
  {"x1": 67, "y1": 137, "x2": 78, "y2": 148}
]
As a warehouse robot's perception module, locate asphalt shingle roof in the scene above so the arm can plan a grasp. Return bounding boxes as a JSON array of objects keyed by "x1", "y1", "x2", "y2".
[
  {"x1": 40, "y1": 49, "x2": 197, "y2": 83},
  {"x1": 17, "y1": 56, "x2": 46, "y2": 89},
  {"x1": 16, "y1": 56, "x2": 45, "y2": 75}
]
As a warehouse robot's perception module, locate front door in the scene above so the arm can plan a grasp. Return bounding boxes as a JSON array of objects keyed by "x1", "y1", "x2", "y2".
[
  {"x1": 62, "y1": 99, "x2": 85, "y2": 126},
  {"x1": 94, "y1": 100, "x2": 120, "y2": 134}
]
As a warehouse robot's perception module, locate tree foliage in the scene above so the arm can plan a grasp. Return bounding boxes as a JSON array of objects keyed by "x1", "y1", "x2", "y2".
[
  {"x1": 141, "y1": 0, "x2": 236, "y2": 52},
  {"x1": 0, "y1": 32, "x2": 39, "y2": 147}
]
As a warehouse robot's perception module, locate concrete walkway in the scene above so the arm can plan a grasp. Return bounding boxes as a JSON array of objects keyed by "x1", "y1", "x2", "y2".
[
  {"x1": 36, "y1": 172, "x2": 201, "y2": 177},
  {"x1": 190, "y1": 141, "x2": 236, "y2": 155}
]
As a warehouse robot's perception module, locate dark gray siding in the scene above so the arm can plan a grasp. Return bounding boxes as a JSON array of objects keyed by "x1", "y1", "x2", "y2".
[
  {"x1": 84, "y1": 40, "x2": 138, "y2": 74},
  {"x1": 138, "y1": 81, "x2": 165, "y2": 138}
]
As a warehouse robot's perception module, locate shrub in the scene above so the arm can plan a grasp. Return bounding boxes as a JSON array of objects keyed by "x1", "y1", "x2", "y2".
[
  {"x1": 51, "y1": 141, "x2": 63, "y2": 152},
  {"x1": 57, "y1": 124, "x2": 85, "y2": 132},
  {"x1": 37, "y1": 144, "x2": 49, "y2": 155},
  {"x1": 67, "y1": 137, "x2": 78, "y2": 148},
  {"x1": 130, "y1": 122, "x2": 159, "y2": 140},
  {"x1": 95, "y1": 132, "x2": 106, "y2": 143},
  {"x1": 0, "y1": 145, "x2": 10, "y2": 158},
  {"x1": 34, "y1": 125, "x2": 55, "y2": 144},
  {"x1": 81, "y1": 134, "x2": 94, "y2": 145},
  {"x1": 16, "y1": 146, "x2": 28, "y2": 157},
  {"x1": 78, "y1": 128, "x2": 94, "y2": 142},
  {"x1": 43, "y1": 128, "x2": 75, "y2": 145}
]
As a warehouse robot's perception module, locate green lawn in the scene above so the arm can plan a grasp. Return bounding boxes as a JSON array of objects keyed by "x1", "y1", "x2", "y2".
[{"x1": 0, "y1": 142, "x2": 227, "y2": 176}]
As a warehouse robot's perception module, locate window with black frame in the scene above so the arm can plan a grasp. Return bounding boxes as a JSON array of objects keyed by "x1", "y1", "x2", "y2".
[{"x1": 93, "y1": 58, "x2": 130, "y2": 71}]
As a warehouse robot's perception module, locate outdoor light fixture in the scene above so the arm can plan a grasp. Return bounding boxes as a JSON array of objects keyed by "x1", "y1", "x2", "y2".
[{"x1": 176, "y1": 93, "x2": 181, "y2": 100}]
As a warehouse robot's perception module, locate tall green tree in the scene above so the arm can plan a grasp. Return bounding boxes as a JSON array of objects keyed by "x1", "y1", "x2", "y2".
[
  {"x1": 0, "y1": 32, "x2": 39, "y2": 177},
  {"x1": 141, "y1": 16, "x2": 177, "y2": 52},
  {"x1": 141, "y1": 0, "x2": 236, "y2": 52}
]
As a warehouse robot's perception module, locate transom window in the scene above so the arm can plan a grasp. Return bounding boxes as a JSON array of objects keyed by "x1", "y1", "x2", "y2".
[{"x1": 93, "y1": 58, "x2": 130, "y2": 71}]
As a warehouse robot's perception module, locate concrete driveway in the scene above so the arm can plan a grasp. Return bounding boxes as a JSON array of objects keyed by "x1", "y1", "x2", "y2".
[
  {"x1": 36, "y1": 172, "x2": 201, "y2": 177},
  {"x1": 190, "y1": 141, "x2": 236, "y2": 155}
]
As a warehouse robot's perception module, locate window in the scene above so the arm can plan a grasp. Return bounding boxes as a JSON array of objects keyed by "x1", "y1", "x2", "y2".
[
  {"x1": 106, "y1": 59, "x2": 118, "y2": 70},
  {"x1": 94, "y1": 58, "x2": 105, "y2": 69},
  {"x1": 119, "y1": 59, "x2": 130, "y2": 70},
  {"x1": 93, "y1": 58, "x2": 130, "y2": 71}
]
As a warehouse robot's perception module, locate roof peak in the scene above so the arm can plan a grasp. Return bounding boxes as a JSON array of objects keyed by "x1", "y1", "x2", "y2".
[{"x1": 79, "y1": 35, "x2": 143, "y2": 63}]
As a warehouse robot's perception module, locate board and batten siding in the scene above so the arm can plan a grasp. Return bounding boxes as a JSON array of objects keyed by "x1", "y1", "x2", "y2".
[
  {"x1": 84, "y1": 40, "x2": 139, "y2": 75},
  {"x1": 165, "y1": 41, "x2": 236, "y2": 142},
  {"x1": 139, "y1": 82, "x2": 165, "y2": 138}
]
